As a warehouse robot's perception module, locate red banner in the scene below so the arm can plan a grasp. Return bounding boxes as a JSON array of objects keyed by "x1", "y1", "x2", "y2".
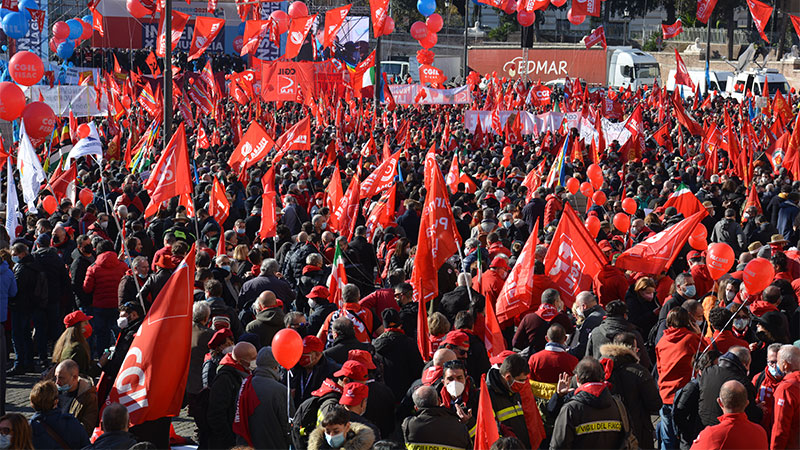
[
  {"x1": 156, "y1": 10, "x2": 190, "y2": 57},
  {"x1": 323, "y1": 5, "x2": 351, "y2": 48},
  {"x1": 284, "y1": 15, "x2": 316, "y2": 60},
  {"x1": 584, "y1": 26, "x2": 606, "y2": 50},
  {"x1": 369, "y1": 0, "x2": 389, "y2": 37},
  {"x1": 360, "y1": 150, "x2": 399, "y2": 199},
  {"x1": 615, "y1": 211, "x2": 707, "y2": 274},
  {"x1": 419, "y1": 64, "x2": 445, "y2": 85},
  {"x1": 662, "y1": 19, "x2": 683, "y2": 39},
  {"x1": 188, "y1": 16, "x2": 225, "y2": 61},
  {"x1": 746, "y1": 0, "x2": 773, "y2": 42}
]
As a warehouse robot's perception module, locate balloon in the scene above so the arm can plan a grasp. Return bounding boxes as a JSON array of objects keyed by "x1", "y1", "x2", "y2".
[
  {"x1": 585, "y1": 216, "x2": 601, "y2": 238},
  {"x1": 122, "y1": 96, "x2": 132, "y2": 109},
  {"x1": 287, "y1": 1, "x2": 308, "y2": 19},
  {"x1": 417, "y1": 0, "x2": 436, "y2": 17},
  {"x1": 688, "y1": 235, "x2": 707, "y2": 251},
  {"x1": 518, "y1": 10, "x2": 535, "y2": 27},
  {"x1": 0, "y1": 9, "x2": 10, "y2": 20},
  {"x1": 419, "y1": 32, "x2": 437, "y2": 49},
  {"x1": 52, "y1": 21, "x2": 70, "y2": 40},
  {"x1": 126, "y1": 0, "x2": 152, "y2": 18},
  {"x1": 592, "y1": 190, "x2": 607, "y2": 206},
  {"x1": 57, "y1": 40, "x2": 75, "y2": 59},
  {"x1": 0, "y1": 81, "x2": 25, "y2": 121},
  {"x1": 550, "y1": 0, "x2": 566, "y2": 7},
  {"x1": 232, "y1": 36, "x2": 243, "y2": 54},
  {"x1": 587, "y1": 163, "x2": 603, "y2": 189},
  {"x1": 566, "y1": 177, "x2": 580, "y2": 195},
  {"x1": 2, "y1": 12, "x2": 28, "y2": 39},
  {"x1": 382, "y1": 16, "x2": 395, "y2": 35},
  {"x1": 621, "y1": 198, "x2": 637, "y2": 215},
  {"x1": 706, "y1": 243, "x2": 734, "y2": 279},
  {"x1": 82, "y1": 14, "x2": 93, "y2": 23},
  {"x1": 410, "y1": 21, "x2": 429, "y2": 40},
  {"x1": 80, "y1": 19, "x2": 92, "y2": 40},
  {"x1": 21, "y1": 102, "x2": 56, "y2": 140},
  {"x1": 691, "y1": 224, "x2": 707, "y2": 241},
  {"x1": 579, "y1": 181, "x2": 593, "y2": 198},
  {"x1": 426, "y1": 13, "x2": 443, "y2": 33},
  {"x1": 567, "y1": 8, "x2": 585, "y2": 25},
  {"x1": 42, "y1": 195, "x2": 57, "y2": 215},
  {"x1": 742, "y1": 258, "x2": 774, "y2": 294},
  {"x1": 49, "y1": 37, "x2": 64, "y2": 52},
  {"x1": 9, "y1": 51, "x2": 44, "y2": 86},
  {"x1": 613, "y1": 213, "x2": 630, "y2": 233},
  {"x1": 270, "y1": 10, "x2": 290, "y2": 34},
  {"x1": 503, "y1": 0, "x2": 517, "y2": 14},
  {"x1": 77, "y1": 123, "x2": 90, "y2": 139},
  {"x1": 271, "y1": 328, "x2": 303, "y2": 369},
  {"x1": 66, "y1": 18, "x2": 83, "y2": 40},
  {"x1": 79, "y1": 188, "x2": 94, "y2": 206}
]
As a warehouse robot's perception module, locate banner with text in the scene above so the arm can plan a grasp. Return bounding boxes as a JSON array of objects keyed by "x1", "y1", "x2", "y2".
[
  {"x1": 25, "y1": 86, "x2": 108, "y2": 117},
  {"x1": 388, "y1": 84, "x2": 472, "y2": 105}
]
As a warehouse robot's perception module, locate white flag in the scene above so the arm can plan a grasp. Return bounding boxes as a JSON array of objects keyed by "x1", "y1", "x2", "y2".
[
  {"x1": 5, "y1": 158, "x2": 18, "y2": 243},
  {"x1": 66, "y1": 122, "x2": 103, "y2": 165},
  {"x1": 17, "y1": 121, "x2": 45, "y2": 213}
]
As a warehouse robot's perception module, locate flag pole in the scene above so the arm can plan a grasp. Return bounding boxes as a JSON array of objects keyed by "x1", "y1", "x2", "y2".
[
  {"x1": 164, "y1": 0, "x2": 173, "y2": 145},
  {"x1": 454, "y1": 240, "x2": 474, "y2": 306},
  {"x1": 93, "y1": 155, "x2": 111, "y2": 216}
]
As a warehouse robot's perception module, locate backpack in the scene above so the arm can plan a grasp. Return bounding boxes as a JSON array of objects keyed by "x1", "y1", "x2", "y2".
[
  {"x1": 292, "y1": 394, "x2": 337, "y2": 450},
  {"x1": 611, "y1": 394, "x2": 639, "y2": 450}
]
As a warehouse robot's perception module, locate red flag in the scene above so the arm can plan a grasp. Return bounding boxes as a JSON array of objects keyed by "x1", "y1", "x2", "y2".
[
  {"x1": 484, "y1": 286, "x2": 506, "y2": 358},
  {"x1": 544, "y1": 204, "x2": 607, "y2": 307},
  {"x1": 227, "y1": 122, "x2": 275, "y2": 171},
  {"x1": 323, "y1": 5, "x2": 351, "y2": 48},
  {"x1": 240, "y1": 20, "x2": 268, "y2": 55},
  {"x1": 329, "y1": 176, "x2": 360, "y2": 241},
  {"x1": 744, "y1": 183, "x2": 763, "y2": 215},
  {"x1": 766, "y1": 131, "x2": 789, "y2": 174},
  {"x1": 783, "y1": 113, "x2": 800, "y2": 180},
  {"x1": 662, "y1": 19, "x2": 683, "y2": 39},
  {"x1": 411, "y1": 148, "x2": 460, "y2": 358},
  {"x1": 258, "y1": 167, "x2": 278, "y2": 240},
  {"x1": 188, "y1": 16, "x2": 225, "y2": 60},
  {"x1": 571, "y1": 0, "x2": 599, "y2": 17},
  {"x1": 583, "y1": 26, "x2": 606, "y2": 50},
  {"x1": 369, "y1": 0, "x2": 389, "y2": 37},
  {"x1": 791, "y1": 15, "x2": 800, "y2": 41},
  {"x1": 445, "y1": 153, "x2": 460, "y2": 194},
  {"x1": 49, "y1": 164, "x2": 77, "y2": 202},
  {"x1": 419, "y1": 64, "x2": 446, "y2": 86},
  {"x1": 652, "y1": 122, "x2": 674, "y2": 153},
  {"x1": 156, "y1": 10, "x2": 190, "y2": 57},
  {"x1": 696, "y1": 0, "x2": 718, "y2": 23},
  {"x1": 671, "y1": 94, "x2": 704, "y2": 136},
  {"x1": 209, "y1": 177, "x2": 230, "y2": 226},
  {"x1": 327, "y1": 164, "x2": 344, "y2": 212},
  {"x1": 662, "y1": 184, "x2": 704, "y2": 218},
  {"x1": 746, "y1": 0, "x2": 773, "y2": 42},
  {"x1": 496, "y1": 224, "x2": 539, "y2": 322},
  {"x1": 105, "y1": 246, "x2": 196, "y2": 424},
  {"x1": 615, "y1": 210, "x2": 707, "y2": 274},
  {"x1": 143, "y1": 123, "x2": 192, "y2": 217},
  {"x1": 360, "y1": 150, "x2": 398, "y2": 199},
  {"x1": 284, "y1": 15, "x2": 316, "y2": 60},
  {"x1": 530, "y1": 82, "x2": 552, "y2": 106},
  {"x1": 474, "y1": 374, "x2": 500, "y2": 450},
  {"x1": 275, "y1": 116, "x2": 310, "y2": 151},
  {"x1": 365, "y1": 185, "x2": 396, "y2": 241},
  {"x1": 674, "y1": 49, "x2": 695, "y2": 90},
  {"x1": 90, "y1": 7, "x2": 104, "y2": 36}
]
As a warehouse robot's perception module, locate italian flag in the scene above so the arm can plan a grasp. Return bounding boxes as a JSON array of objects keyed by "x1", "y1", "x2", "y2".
[
  {"x1": 662, "y1": 183, "x2": 704, "y2": 218},
  {"x1": 360, "y1": 66, "x2": 375, "y2": 89},
  {"x1": 327, "y1": 241, "x2": 348, "y2": 309}
]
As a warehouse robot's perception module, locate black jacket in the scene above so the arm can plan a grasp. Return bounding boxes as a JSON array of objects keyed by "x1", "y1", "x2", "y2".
[
  {"x1": 245, "y1": 306, "x2": 285, "y2": 348},
  {"x1": 32, "y1": 246, "x2": 71, "y2": 308},
  {"x1": 698, "y1": 353, "x2": 763, "y2": 427},
  {"x1": 373, "y1": 330, "x2": 425, "y2": 400},
  {"x1": 308, "y1": 301, "x2": 337, "y2": 336},
  {"x1": 81, "y1": 430, "x2": 138, "y2": 449},
  {"x1": 207, "y1": 362, "x2": 249, "y2": 449},
  {"x1": 568, "y1": 304, "x2": 605, "y2": 358},
  {"x1": 70, "y1": 251, "x2": 94, "y2": 308},
  {"x1": 139, "y1": 268, "x2": 173, "y2": 308},
  {"x1": 624, "y1": 285, "x2": 659, "y2": 338},
  {"x1": 398, "y1": 302, "x2": 418, "y2": 337},
  {"x1": 364, "y1": 379, "x2": 397, "y2": 439},
  {"x1": 323, "y1": 335, "x2": 373, "y2": 366},
  {"x1": 291, "y1": 356, "x2": 341, "y2": 407},
  {"x1": 549, "y1": 386, "x2": 626, "y2": 450},
  {"x1": 348, "y1": 236, "x2": 379, "y2": 284},
  {"x1": 586, "y1": 316, "x2": 652, "y2": 369},
  {"x1": 439, "y1": 286, "x2": 483, "y2": 325},
  {"x1": 402, "y1": 407, "x2": 472, "y2": 450},
  {"x1": 672, "y1": 377, "x2": 702, "y2": 447},
  {"x1": 462, "y1": 329, "x2": 491, "y2": 383},
  {"x1": 292, "y1": 390, "x2": 341, "y2": 450},
  {"x1": 283, "y1": 243, "x2": 317, "y2": 287},
  {"x1": 486, "y1": 367, "x2": 530, "y2": 448}
]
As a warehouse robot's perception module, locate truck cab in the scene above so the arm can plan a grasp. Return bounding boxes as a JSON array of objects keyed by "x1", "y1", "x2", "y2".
[
  {"x1": 381, "y1": 61, "x2": 409, "y2": 84},
  {"x1": 666, "y1": 69, "x2": 731, "y2": 96},
  {"x1": 725, "y1": 69, "x2": 790, "y2": 102},
  {"x1": 607, "y1": 48, "x2": 660, "y2": 90}
]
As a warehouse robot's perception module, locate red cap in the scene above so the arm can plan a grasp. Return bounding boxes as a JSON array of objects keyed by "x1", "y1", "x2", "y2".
[
  {"x1": 347, "y1": 349, "x2": 377, "y2": 370},
  {"x1": 490, "y1": 350, "x2": 516, "y2": 365},
  {"x1": 443, "y1": 330, "x2": 470, "y2": 349},
  {"x1": 207, "y1": 328, "x2": 233, "y2": 349},
  {"x1": 308, "y1": 285, "x2": 330, "y2": 300},
  {"x1": 339, "y1": 382, "x2": 369, "y2": 406},
  {"x1": 490, "y1": 257, "x2": 510, "y2": 270},
  {"x1": 687, "y1": 250, "x2": 702, "y2": 260},
  {"x1": 314, "y1": 192, "x2": 324, "y2": 199},
  {"x1": 311, "y1": 378, "x2": 343, "y2": 397},
  {"x1": 334, "y1": 360, "x2": 368, "y2": 382},
  {"x1": 302, "y1": 336, "x2": 324, "y2": 354},
  {"x1": 63, "y1": 310, "x2": 93, "y2": 328},
  {"x1": 597, "y1": 240, "x2": 613, "y2": 252}
]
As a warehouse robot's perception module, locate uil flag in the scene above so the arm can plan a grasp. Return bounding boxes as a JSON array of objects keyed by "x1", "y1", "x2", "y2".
[
  {"x1": 359, "y1": 150, "x2": 399, "y2": 199},
  {"x1": 17, "y1": 121, "x2": 46, "y2": 213},
  {"x1": 696, "y1": 0, "x2": 718, "y2": 23},
  {"x1": 284, "y1": 15, "x2": 316, "y2": 60},
  {"x1": 323, "y1": 5, "x2": 351, "y2": 48},
  {"x1": 188, "y1": 16, "x2": 225, "y2": 60},
  {"x1": 5, "y1": 158, "x2": 18, "y2": 243},
  {"x1": 662, "y1": 19, "x2": 683, "y2": 39},
  {"x1": 571, "y1": 0, "x2": 599, "y2": 17},
  {"x1": 674, "y1": 49, "x2": 695, "y2": 90},
  {"x1": 105, "y1": 246, "x2": 196, "y2": 423},
  {"x1": 143, "y1": 123, "x2": 192, "y2": 217},
  {"x1": 227, "y1": 122, "x2": 275, "y2": 171},
  {"x1": 474, "y1": 374, "x2": 500, "y2": 450},
  {"x1": 327, "y1": 241, "x2": 348, "y2": 308},
  {"x1": 258, "y1": 166, "x2": 278, "y2": 240},
  {"x1": 544, "y1": 204, "x2": 607, "y2": 307},
  {"x1": 209, "y1": 177, "x2": 230, "y2": 226},
  {"x1": 496, "y1": 224, "x2": 539, "y2": 323},
  {"x1": 746, "y1": 0, "x2": 773, "y2": 42},
  {"x1": 615, "y1": 211, "x2": 707, "y2": 274},
  {"x1": 156, "y1": 10, "x2": 190, "y2": 57},
  {"x1": 661, "y1": 183, "x2": 704, "y2": 218}
]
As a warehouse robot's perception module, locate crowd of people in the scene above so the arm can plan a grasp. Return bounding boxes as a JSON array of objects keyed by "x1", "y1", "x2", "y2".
[{"x1": 0, "y1": 46, "x2": 798, "y2": 450}]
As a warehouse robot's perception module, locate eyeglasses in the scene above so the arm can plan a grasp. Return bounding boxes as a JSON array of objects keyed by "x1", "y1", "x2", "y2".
[
  {"x1": 768, "y1": 360, "x2": 778, "y2": 367},
  {"x1": 0, "y1": 427, "x2": 10, "y2": 436}
]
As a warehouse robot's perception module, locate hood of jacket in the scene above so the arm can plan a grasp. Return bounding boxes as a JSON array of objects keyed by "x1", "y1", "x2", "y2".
[
  {"x1": 307, "y1": 421, "x2": 375, "y2": 450},
  {"x1": 599, "y1": 343, "x2": 639, "y2": 365},
  {"x1": 600, "y1": 316, "x2": 635, "y2": 340},
  {"x1": 94, "y1": 251, "x2": 123, "y2": 268},
  {"x1": 571, "y1": 385, "x2": 615, "y2": 409},
  {"x1": 255, "y1": 307, "x2": 284, "y2": 326}
]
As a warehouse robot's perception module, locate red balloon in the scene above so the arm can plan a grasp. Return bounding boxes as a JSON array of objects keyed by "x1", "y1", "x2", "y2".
[
  {"x1": 122, "y1": 96, "x2": 132, "y2": 109},
  {"x1": 426, "y1": 13, "x2": 443, "y2": 33},
  {"x1": 419, "y1": 32, "x2": 438, "y2": 49},
  {"x1": 79, "y1": 188, "x2": 94, "y2": 206},
  {"x1": 287, "y1": 1, "x2": 308, "y2": 19},
  {"x1": 52, "y1": 21, "x2": 70, "y2": 40},
  {"x1": 42, "y1": 196, "x2": 57, "y2": 215},
  {"x1": 270, "y1": 10, "x2": 291, "y2": 34},
  {"x1": 272, "y1": 328, "x2": 304, "y2": 369},
  {"x1": 382, "y1": 16, "x2": 395, "y2": 35},
  {"x1": 585, "y1": 216, "x2": 601, "y2": 238},
  {"x1": 592, "y1": 190, "x2": 607, "y2": 206},
  {"x1": 622, "y1": 197, "x2": 637, "y2": 215},
  {"x1": 566, "y1": 177, "x2": 580, "y2": 195},
  {"x1": 77, "y1": 123, "x2": 90, "y2": 139},
  {"x1": 518, "y1": 10, "x2": 534, "y2": 27},
  {"x1": 9, "y1": 51, "x2": 44, "y2": 86},
  {"x1": 587, "y1": 164, "x2": 603, "y2": 190},
  {"x1": 743, "y1": 258, "x2": 775, "y2": 294},
  {"x1": 550, "y1": 0, "x2": 566, "y2": 5},
  {"x1": 80, "y1": 20, "x2": 93, "y2": 40},
  {"x1": 688, "y1": 235, "x2": 707, "y2": 251},
  {"x1": 416, "y1": 49, "x2": 435, "y2": 65},
  {"x1": 567, "y1": 8, "x2": 585, "y2": 25},
  {"x1": 579, "y1": 181, "x2": 593, "y2": 198},
  {"x1": 503, "y1": 0, "x2": 517, "y2": 14},
  {"x1": 22, "y1": 102, "x2": 56, "y2": 140},
  {"x1": 126, "y1": 0, "x2": 152, "y2": 18},
  {"x1": 613, "y1": 213, "x2": 630, "y2": 233},
  {"x1": 0, "y1": 82, "x2": 26, "y2": 121},
  {"x1": 691, "y1": 224, "x2": 707, "y2": 241},
  {"x1": 410, "y1": 21, "x2": 429, "y2": 40},
  {"x1": 705, "y1": 242, "x2": 734, "y2": 279}
]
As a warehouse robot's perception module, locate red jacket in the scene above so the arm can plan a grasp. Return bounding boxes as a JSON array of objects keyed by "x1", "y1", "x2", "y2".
[
  {"x1": 749, "y1": 300, "x2": 779, "y2": 317},
  {"x1": 543, "y1": 194, "x2": 562, "y2": 226},
  {"x1": 473, "y1": 268, "x2": 506, "y2": 308},
  {"x1": 690, "y1": 412, "x2": 768, "y2": 450},
  {"x1": 83, "y1": 252, "x2": 130, "y2": 309},
  {"x1": 711, "y1": 330, "x2": 749, "y2": 354},
  {"x1": 752, "y1": 367, "x2": 783, "y2": 437},
  {"x1": 771, "y1": 371, "x2": 800, "y2": 450},
  {"x1": 691, "y1": 264, "x2": 715, "y2": 298},
  {"x1": 655, "y1": 327, "x2": 704, "y2": 404},
  {"x1": 592, "y1": 265, "x2": 629, "y2": 307},
  {"x1": 528, "y1": 346, "x2": 578, "y2": 383}
]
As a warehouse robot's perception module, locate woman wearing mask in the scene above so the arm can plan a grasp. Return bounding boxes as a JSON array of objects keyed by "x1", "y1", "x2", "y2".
[
  {"x1": 202, "y1": 328, "x2": 234, "y2": 389},
  {"x1": 0, "y1": 413, "x2": 34, "y2": 449},
  {"x1": 232, "y1": 245, "x2": 251, "y2": 279},
  {"x1": 117, "y1": 256, "x2": 149, "y2": 306},
  {"x1": 625, "y1": 277, "x2": 660, "y2": 337},
  {"x1": 52, "y1": 311, "x2": 106, "y2": 377},
  {"x1": 718, "y1": 278, "x2": 741, "y2": 306},
  {"x1": 728, "y1": 303, "x2": 756, "y2": 342}
]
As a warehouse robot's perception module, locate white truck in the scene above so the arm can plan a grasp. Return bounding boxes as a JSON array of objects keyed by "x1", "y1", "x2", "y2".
[
  {"x1": 665, "y1": 69, "x2": 732, "y2": 96},
  {"x1": 725, "y1": 68, "x2": 791, "y2": 102},
  {"x1": 408, "y1": 55, "x2": 462, "y2": 83},
  {"x1": 606, "y1": 47, "x2": 661, "y2": 90}
]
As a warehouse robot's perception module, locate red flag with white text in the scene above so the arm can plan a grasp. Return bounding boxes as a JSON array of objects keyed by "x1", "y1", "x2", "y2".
[
  {"x1": 662, "y1": 19, "x2": 683, "y2": 39},
  {"x1": 615, "y1": 210, "x2": 707, "y2": 274},
  {"x1": 284, "y1": 15, "x2": 316, "y2": 60},
  {"x1": 188, "y1": 16, "x2": 225, "y2": 60},
  {"x1": 209, "y1": 177, "x2": 230, "y2": 226},
  {"x1": 696, "y1": 0, "x2": 718, "y2": 23},
  {"x1": 275, "y1": 116, "x2": 311, "y2": 151},
  {"x1": 323, "y1": 5, "x2": 351, "y2": 48},
  {"x1": 360, "y1": 150, "x2": 399, "y2": 199},
  {"x1": 227, "y1": 122, "x2": 276, "y2": 171},
  {"x1": 746, "y1": 0, "x2": 773, "y2": 42},
  {"x1": 584, "y1": 27, "x2": 606, "y2": 49},
  {"x1": 156, "y1": 10, "x2": 190, "y2": 57},
  {"x1": 496, "y1": 225, "x2": 539, "y2": 322}
]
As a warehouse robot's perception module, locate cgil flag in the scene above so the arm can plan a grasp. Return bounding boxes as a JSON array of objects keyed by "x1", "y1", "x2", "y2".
[
  {"x1": 662, "y1": 19, "x2": 683, "y2": 39},
  {"x1": 188, "y1": 16, "x2": 225, "y2": 61},
  {"x1": 143, "y1": 123, "x2": 192, "y2": 217},
  {"x1": 615, "y1": 210, "x2": 707, "y2": 274},
  {"x1": 359, "y1": 150, "x2": 399, "y2": 199},
  {"x1": 496, "y1": 224, "x2": 540, "y2": 323}
]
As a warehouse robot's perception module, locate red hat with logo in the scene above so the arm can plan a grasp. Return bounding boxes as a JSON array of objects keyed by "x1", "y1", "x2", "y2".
[
  {"x1": 334, "y1": 360, "x2": 368, "y2": 382},
  {"x1": 302, "y1": 336, "x2": 324, "y2": 354},
  {"x1": 308, "y1": 285, "x2": 330, "y2": 300},
  {"x1": 442, "y1": 330, "x2": 470, "y2": 349},
  {"x1": 347, "y1": 349, "x2": 377, "y2": 370},
  {"x1": 339, "y1": 382, "x2": 369, "y2": 406},
  {"x1": 63, "y1": 310, "x2": 93, "y2": 328},
  {"x1": 490, "y1": 257, "x2": 510, "y2": 270}
]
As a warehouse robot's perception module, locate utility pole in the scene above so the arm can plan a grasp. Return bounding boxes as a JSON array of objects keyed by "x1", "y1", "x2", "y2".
[
  {"x1": 164, "y1": 0, "x2": 173, "y2": 144},
  {"x1": 463, "y1": 4, "x2": 468, "y2": 80}
]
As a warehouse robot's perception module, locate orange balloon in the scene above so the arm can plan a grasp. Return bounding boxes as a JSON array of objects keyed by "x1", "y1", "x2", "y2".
[
  {"x1": 579, "y1": 181, "x2": 593, "y2": 198},
  {"x1": 585, "y1": 216, "x2": 601, "y2": 238},
  {"x1": 271, "y1": 328, "x2": 304, "y2": 369},
  {"x1": 79, "y1": 187, "x2": 93, "y2": 206},
  {"x1": 42, "y1": 195, "x2": 57, "y2": 215},
  {"x1": 592, "y1": 190, "x2": 607, "y2": 206},
  {"x1": 622, "y1": 197, "x2": 637, "y2": 215},
  {"x1": 688, "y1": 235, "x2": 707, "y2": 251},
  {"x1": 566, "y1": 177, "x2": 580, "y2": 195},
  {"x1": 77, "y1": 123, "x2": 90, "y2": 139},
  {"x1": 706, "y1": 243, "x2": 734, "y2": 280},
  {"x1": 743, "y1": 258, "x2": 775, "y2": 294},
  {"x1": 691, "y1": 224, "x2": 707, "y2": 241},
  {"x1": 587, "y1": 164, "x2": 604, "y2": 190},
  {"x1": 613, "y1": 213, "x2": 630, "y2": 233}
]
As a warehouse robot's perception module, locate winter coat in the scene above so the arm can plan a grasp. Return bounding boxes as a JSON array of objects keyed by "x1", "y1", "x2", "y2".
[
  {"x1": 439, "y1": 285, "x2": 483, "y2": 325},
  {"x1": 207, "y1": 354, "x2": 249, "y2": 449},
  {"x1": 373, "y1": 330, "x2": 425, "y2": 400},
  {"x1": 83, "y1": 252, "x2": 129, "y2": 309},
  {"x1": 585, "y1": 316, "x2": 651, "y2": 369},
  {"x1": 771, "y1": 371, "x2": 800, "y2": 450},
  {"x1": 30, "y1": 408, "x2": 90, "y2": 450},
  {"x1": 568, "y1": 304, "x2": 605, "y2": 359},
  {"x1": 138, "y1": 267, "x2": 174, "y2": 307},
  {"x1": 751, "y1": 366, "x2": 783, "y2": 440},
  {"x1": 401, "y1": 407, "x2": 472, "y2": 450},
  {"x1": 308, "y1": 300, "x2": 338, "y2": 336},
  {"x1": 528, "y1": 345, "x2": 579, "y2": 383},
  {"x1": 60, "y1": 377, "x2": 99, "y2": 434},
  {"x1": 70, "y1": 251, "x2": 93, "y2": 309},
  {"x1": 672, "y1": 377, "x2": 702, "y2": 446},
  {"x1": 246, "y1": 306, "x2": 286, "y2": 348},
  {"x1": 237, "y1": 366, "x2": 292, "y2": 449},
  {"x1": 307, "y1": 421, "x2": 375, "y2": 450},
  {"x1": 348, "y1": 236, "x2": 378, "y2": 285},
  {"x1": 599, "y1": 343, "x2": 662, "y2": 449},
  {"x1": 0, "y1": 260, "x2": 16, "y2": 322},
  {"x1": 323, "y1": 335, "x2": 372, "y2": 366},
  {"x1": 11, "y1": 254, "x2": 44, "y2": 311},
  {"x1": 187, "y1": 322, "x2": 214, "y2": 395},
  {"x1": 117, "y1": 272, "x2": 145, "y2": 307},
  {"x1": 284, "y1": 243, "x2": 317, "y2": 287},
  {"x1": 549, "y1": 386, "x2": 627, "y2": 450},
  {"x1": 690, "y1": 412, "x2": 768, "y2": 450},
  {"x1": 655, "y1": 327, "x2": 704, "y2": 404},
  {"x1": 290, "y1": 356, "x2": 341, "y2": 407},
  {"x1": 239, "y1": 274, "x2": 296, "y2": 309},
  {"x1": 624, "y1": 285, "x2": 659, "y2": 338},
  {"x1": 543, "y1": 194, "x2": 563, "y2": 226},
  {"x1": 81, "y1": 430, "x2": 138, "y2": 450},
  {"x1": 33, "y1": 246, "x2": 71, "y2": 308},
  {"x1": 513, "y1": 310, "x2": 573, "y2": 353},
  {"x1": 777, "y1": 199, "x2": 800, "y2": 241},
  {"x1": 698, "y1": 353, "x2": 763, "y2": 427},
  {"x1": 486, "y1": 367, "x2": 530, "y2": 448},
  {"x1": 711, "y1": 218, "x2": 746, "y2": 254},
  {"x1": 592, "y1": 265, "x2": 630, "y2": 307}
]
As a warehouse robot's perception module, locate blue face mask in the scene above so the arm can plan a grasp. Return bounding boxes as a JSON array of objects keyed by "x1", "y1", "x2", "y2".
[
  {"x1": 683, "y1": 285, "x2": 697, "y2": 298},
  {"x1": 769, "y1": 364, "x2": 784, "y2": 379},
  {"x1": 0, "y1": 434, "x2": 10, "y2": 449},
  {"x1": 325, "y1": 432, "x2": 346, "y2": 448},
  {"x1": 10, "y1": 255, "x2": 19, "y2": 264},
  {"x1": 219, "y1": 265, "x2": 231, "y2": 272},
  {"x1": 57, "y1": 383, "x2": 71, "y2": 394}
]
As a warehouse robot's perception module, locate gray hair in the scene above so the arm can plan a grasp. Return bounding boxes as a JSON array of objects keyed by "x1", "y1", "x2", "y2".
[
  {"x1": 193, "y1": 301, "x2": 211, "y2": 324},
  {"x1": 542, "y1": 288, "x2": 560, "y2": 305},
  {"x1": 342, "y1": 284, "x2": 360, "y2": 303},
  {"x1": 306, "y1": 253, "x2": 323, "y2": 266},
  {"x1": 778, "y1": 344, "x2": 800, "y2": 371},
  {"x1": 260, "y1": 258, "x2": 280, "y2": 276},
  {"x1": 412, "y1": 385, "x2": 440, "y2": 408},
  {"x1": 728, "y1": 346, "x2": 751, "y2": 368}
]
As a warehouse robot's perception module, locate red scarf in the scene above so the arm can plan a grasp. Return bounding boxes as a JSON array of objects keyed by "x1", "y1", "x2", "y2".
[
  {"x1": 421, "y1": 366, "x2": 443, "y2": 385},
  {"x1": 439, "y1": 378, "x2": 472, "y2": 408},
  {"x1": 232, "y1": 375, "x2": 260, "y2": 446},
  {"x1": 574, "y1": 381, "x2": 611, "y2": 397},
  {"x1": 535, "y1": 304, "x2": 559, "y2": 321}
]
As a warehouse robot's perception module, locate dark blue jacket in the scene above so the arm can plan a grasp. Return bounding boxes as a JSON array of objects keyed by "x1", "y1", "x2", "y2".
[
  {"x1": 777, "y1": 199, "x2": 799, "y2": 241},
  {"x1": 31, "y1": 409, "x2": 90, "y2": 450}
]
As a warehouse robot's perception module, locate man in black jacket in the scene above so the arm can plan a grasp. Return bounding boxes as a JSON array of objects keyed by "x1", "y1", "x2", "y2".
[
  {"x1": 440, "y1": 273, "x2": 484, "y2": 326},
  {"x1": 207, "y1": 342, "x2": 257, "y2": 449},
  {"x1": 569, "y1": 291, "x2": 605, "y2": 358},
  {"x1": 8, "y1": 243, "x2": 44, "y2": 374},
  {"x1": 70, "y1": 235, "x2": 95, "y2": 310},
  {"x1": 32, "y1": 234, "x2": 71, "y2": 357},
  {"x1": 486, "y1": 353, "x2": 531, "y2": 448},
  {"x1": 291, "y1": 336, "x2": 340, "y2": 407},
  {"x1": 402, "y1": 385, "x2": 472, "y2": 450},
  {"x1": 96, "y1": 302, "x2": 144, "y2": 404},
  {"x1": 307, "y1": 286, "x2": 337, "y2": 336},
  {"x1": 698, "y1": 346, "x2": 763, "y2": 427},
  {"x1": 585, "y1": 300, "x2": 651, "y2": 369},
  {"x1": 84, "y1": 403, "x2": 138, "y2": 450},
  {"x1": 373, "y1": 309, "x2": 425, "y2": 401},
  {"x1": 323, "y1": 318, "x2": 372, "y2": 365}
]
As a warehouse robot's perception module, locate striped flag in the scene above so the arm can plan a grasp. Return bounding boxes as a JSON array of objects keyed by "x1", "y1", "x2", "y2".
[
  {"x1": 327, "y1": 241, "x2": 348, "y2": 309},
  {"x1": 662, "y1": 183, "x2": 704, "y2": 218},
  {"x1": 545, "y1": 134, "x2": 569, "y2": 188}
]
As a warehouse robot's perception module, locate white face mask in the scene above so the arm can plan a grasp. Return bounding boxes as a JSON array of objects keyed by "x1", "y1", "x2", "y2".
[
  {"x1": 308, "y1": 299, "x2": 317, "y2": 309},
  {"x1": 726, "y1": 290, "x2": 736, "y2": 301},
  {"x1": 223, "y1": 345, "x2": 234, "y2": 354},
  {"x1": 117, "y1": 317, "x2": 129, "y2": 329},
  {"x1": 249, "y1": 360, "x2": 257, "y2": 371},
  {"x1": 446, "y1": 380, "x2": 465, "y2": 397}
]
